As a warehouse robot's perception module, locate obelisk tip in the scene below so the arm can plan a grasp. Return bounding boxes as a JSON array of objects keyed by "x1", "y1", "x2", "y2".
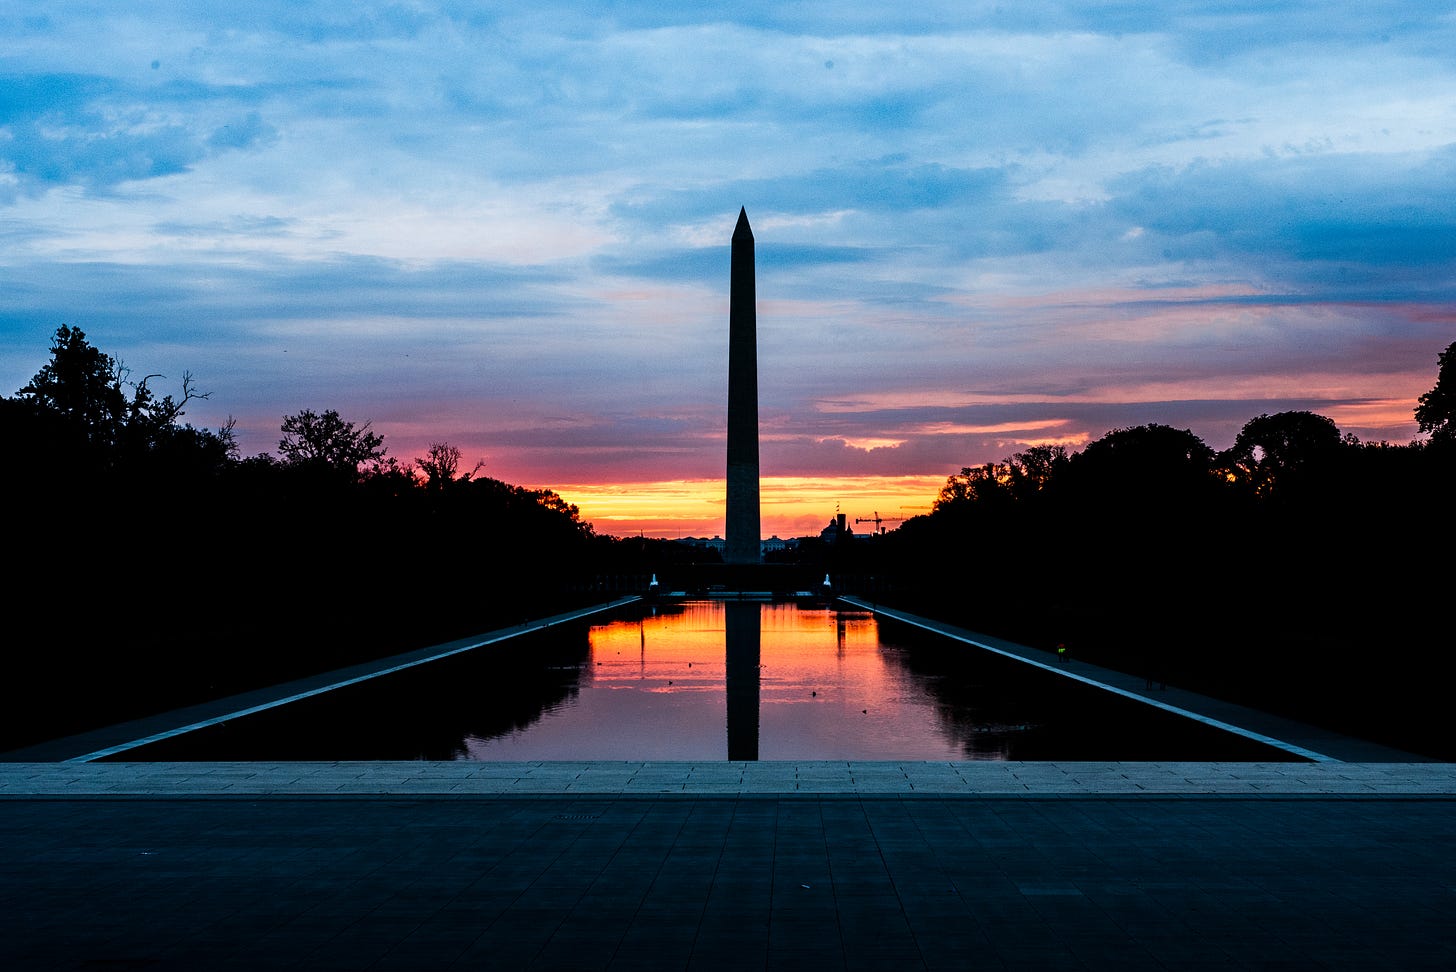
[{"x1": 733, "y1": 206, "x2": 753, "y2": 241}]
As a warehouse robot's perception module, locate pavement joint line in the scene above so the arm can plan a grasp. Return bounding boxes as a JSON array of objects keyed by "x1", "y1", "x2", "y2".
[
  {"x1": 62, "y1": 597, "x2": 640, "y2": 764},
  {"x1": 840, "y1": 596, "x2": 1339, "y2": 763},
  {"x1": 3, "y1": 760, "x2": 1455, "y2": 798}
]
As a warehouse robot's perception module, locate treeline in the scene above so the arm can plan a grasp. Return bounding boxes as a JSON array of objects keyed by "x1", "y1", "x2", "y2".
[
  {"x1": 0, "y1": 327, "x2": 640, "y2": 750},
  {"x1": 5, "y1": 324, "x2": 1452, "y2": 757},
  {"x1": 876, "y1": 343, "x2": 1456, "y2": 758}
]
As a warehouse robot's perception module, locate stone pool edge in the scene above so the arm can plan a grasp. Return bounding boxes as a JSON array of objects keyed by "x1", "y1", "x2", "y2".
[{"x1": 3, "y1": 760, "x2": 1455, "y2": 798}]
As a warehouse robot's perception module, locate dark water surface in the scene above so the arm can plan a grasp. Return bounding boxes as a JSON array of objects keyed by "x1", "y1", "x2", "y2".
[{"x1": 122, "y1": 601, "x2": 1298, "y2": 761}]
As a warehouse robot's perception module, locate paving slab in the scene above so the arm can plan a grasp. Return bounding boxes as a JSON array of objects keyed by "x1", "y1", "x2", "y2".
[
  {"x1": 3, "y1": 759, "x2": 1455, "y2": 796},
  {"x1": 3, "y1": 789, "x2": 1453, "y2": 970}
]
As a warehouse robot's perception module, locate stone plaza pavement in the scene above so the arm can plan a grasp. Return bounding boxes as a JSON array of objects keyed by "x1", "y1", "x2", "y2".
[
  {"x1": 4, "y1": 761, "x2": 1456, "y2": 970},
  {"x1": 3, "y1": 758, "x2": 1456, "y2": 797}
]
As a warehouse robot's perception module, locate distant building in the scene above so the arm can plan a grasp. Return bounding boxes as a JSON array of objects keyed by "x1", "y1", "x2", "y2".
[
  {"x1": 675, "y1": 536, "x2": 726, "y2": 553},
  {"x1": 819, "y1": 513, "x2": 854, "y2": 544},
  {"x1": 672, "y1": 535, "x2": 795, "y2": 556}
]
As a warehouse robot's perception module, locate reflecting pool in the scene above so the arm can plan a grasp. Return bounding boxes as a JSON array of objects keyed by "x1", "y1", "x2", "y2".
[{"x1": 121, "y1": 601, "x2": 1299, "y2": 761}]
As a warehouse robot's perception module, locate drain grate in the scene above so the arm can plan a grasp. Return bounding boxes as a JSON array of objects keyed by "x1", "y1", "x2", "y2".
[{"x1": 553, "y1": 813, "x2": 600, "y2": 821}]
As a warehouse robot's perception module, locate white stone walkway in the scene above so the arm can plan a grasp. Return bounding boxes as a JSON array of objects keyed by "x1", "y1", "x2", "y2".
[{"x1": 3, "y1": 760, "x2": 1455, "y2": 797}]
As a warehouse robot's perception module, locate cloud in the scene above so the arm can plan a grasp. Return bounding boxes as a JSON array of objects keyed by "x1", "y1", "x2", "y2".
[
  {"x1": 1108, "y1": 148, "x2": 1456, "y2": 277},
  {"x1": 0, "y1": 103, "x2": 199, "y2": 197},
  {"x1": 208, "y1": 111, "x2": 278, "y2": 150},
  {"x1": 0, "y1": 67, "x2": 293, "y2": 201},
  {"x1": 3, "y1": 2, "x2": 1455, "y2": 536}
]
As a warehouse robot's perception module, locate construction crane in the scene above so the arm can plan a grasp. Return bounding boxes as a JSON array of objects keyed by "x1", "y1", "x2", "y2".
[{"x1": 854, "y1": 511, "x2": 906, "y2": 534}]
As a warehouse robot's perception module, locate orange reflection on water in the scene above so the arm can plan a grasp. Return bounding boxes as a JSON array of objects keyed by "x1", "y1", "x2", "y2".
[
  {"x1": 571, "y1": 600, "x2": 969, "y2": 760},
  {"x1": 589, "y1": 601, "x2": 884, "y2": 701}
]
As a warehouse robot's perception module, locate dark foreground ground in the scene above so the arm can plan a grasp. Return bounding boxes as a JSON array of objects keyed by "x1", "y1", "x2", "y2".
[
  {"x1": 4, "y1": 792, "x2": 1453, "y2": 970},
  {"x1": 4, "y1": 602, "x2": 1449, "y2": 969}
]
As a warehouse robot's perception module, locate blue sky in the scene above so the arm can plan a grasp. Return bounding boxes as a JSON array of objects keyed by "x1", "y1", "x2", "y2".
[{"x1": 4, "y1": 2, "x2": 1454, "y2": 536}]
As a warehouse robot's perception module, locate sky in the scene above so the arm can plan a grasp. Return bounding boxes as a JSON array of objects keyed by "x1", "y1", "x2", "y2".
[{"x1": 3, "y1": 2, "x2": 1454, "y2": 539}]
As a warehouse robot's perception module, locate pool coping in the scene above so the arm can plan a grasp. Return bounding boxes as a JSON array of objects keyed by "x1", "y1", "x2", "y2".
[{"x1": 2, "y1": 760, "x2": 1454, "y2": 798}]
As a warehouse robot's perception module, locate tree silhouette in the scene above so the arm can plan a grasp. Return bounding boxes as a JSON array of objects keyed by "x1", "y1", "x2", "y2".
[
  {"x1": 11, "y1": 325, "x2": 227, "y2": 472},
  {"x1": 13, "y1": 325, "x2": 128, "y2": 447},
  {"x1": 415, "y1": 441, "x2": 484, "y2": 491},
  {"x1": 1224, "y1": 411, "x2": 1344, "y2": 496},
  {"x1": 1064, "y1": 423, "x2": 1216, "y2": 506},
  {"x1": 1006, "y1": 444, "x2": 1070, "y2": 500},
  {"x1": 277, "y1": 408, "x2": 386, "y2": 477},
  {"x1": 933, "y1": 462, "x2": 1011, "y2": 511},
  {"x1": 1416, "y1": 341, "x2": 1456, "y2": 446}
]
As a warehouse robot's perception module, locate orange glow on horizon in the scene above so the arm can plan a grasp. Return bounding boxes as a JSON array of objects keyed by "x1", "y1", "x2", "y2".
[
  {"x1": 548, "y1": 474, "x2": 944, "y2": 540},
  {"x1": 1321, "y1": 399, "x2": 1426, "y2": 437}
]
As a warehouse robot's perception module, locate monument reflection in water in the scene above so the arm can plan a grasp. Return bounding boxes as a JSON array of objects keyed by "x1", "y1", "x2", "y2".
[
  {"x1": 724, "y1": 602, "x2": 760, "y2": 760},
  {"x1": 118, "y1": 600, "x2": 1299, "y2": 762},
  {"x1": 456, "y1": 600, "x2": 980, "y2": 762}
]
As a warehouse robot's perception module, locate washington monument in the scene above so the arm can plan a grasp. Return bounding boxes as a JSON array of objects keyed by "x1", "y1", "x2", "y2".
[{"x1": 725, "y1": 207, "x2": 761, "y2": 565}]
